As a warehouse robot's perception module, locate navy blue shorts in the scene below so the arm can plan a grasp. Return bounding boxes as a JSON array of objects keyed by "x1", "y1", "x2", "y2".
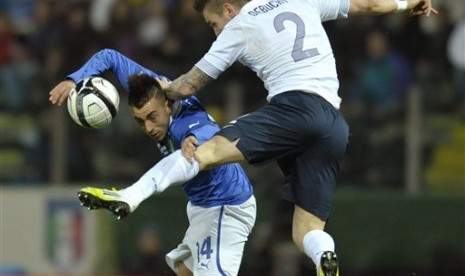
[{"x1": 217, "y1": 91, "x2": 349, "y2": 220}]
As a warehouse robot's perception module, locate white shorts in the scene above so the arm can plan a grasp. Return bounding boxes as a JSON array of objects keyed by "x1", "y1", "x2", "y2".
[{"x1": 166, "y1": 196, "x2": 256, "y2": 275}]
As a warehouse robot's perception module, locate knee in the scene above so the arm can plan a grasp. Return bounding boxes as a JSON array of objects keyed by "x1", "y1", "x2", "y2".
[
  {"x1": 177, "y1": 262, "x2": 193, "y2": 276},
  {"x1": 195, "y1": 135, "x2": 242, "y2": 170}
]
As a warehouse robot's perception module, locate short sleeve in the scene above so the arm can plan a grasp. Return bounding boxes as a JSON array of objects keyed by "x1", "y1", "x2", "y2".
[
  {"x1": 195, "y1": 20, "x2": 247, "y2": 79},
  {"x1": 312, "y1": 0, "x2": 349, "y2": 21}
]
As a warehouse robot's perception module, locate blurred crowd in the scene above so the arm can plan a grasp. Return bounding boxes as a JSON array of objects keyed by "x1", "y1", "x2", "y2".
[
  {"x1": 1, "y1": 0, "x2": 462, "y2": 188},
  {"x1": 1, "y1": 0, "x2": 217, "y2": 183},
  {"x1": 1, "y1": 0, "x2": 464, "y2": 275}
]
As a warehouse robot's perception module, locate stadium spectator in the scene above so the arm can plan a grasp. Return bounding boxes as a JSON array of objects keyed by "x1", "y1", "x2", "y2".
[
  {"x1": 348, "y1": 29, "x2": 413, "y2": 118},
  {"x1": 447, "y1": 19, "x2": 465, "y2": 101},
  {"x1": 343, "y1": 29, "x2": 413, "y2": 188},
  {"x1": 121, "y1": 223, "x2": 173, "y2": 275}
]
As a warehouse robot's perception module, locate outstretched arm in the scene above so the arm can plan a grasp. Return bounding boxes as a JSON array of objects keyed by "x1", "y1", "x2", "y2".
[
  {"x1": 349, "y1": 0, "x2": 437, "y2": 16},
  {"x1": 66, "y1": 49, "x2": 166, "y2": 90},
  {"x1": 158, "y1": 66, "x2": 213, "y2": 100},
  {"x1": 49, "y1": 49, "x2": 166, "y2": 106}
]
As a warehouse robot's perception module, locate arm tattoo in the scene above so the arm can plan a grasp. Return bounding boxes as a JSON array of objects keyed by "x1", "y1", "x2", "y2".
[{"x1": 166, "y1": 66, "x2": 212, "y2": 100}]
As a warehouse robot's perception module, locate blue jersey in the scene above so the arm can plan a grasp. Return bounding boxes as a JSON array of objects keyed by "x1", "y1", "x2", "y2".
[{"x1": 67, "y1": 49, "x2": 253, "y2": 207}]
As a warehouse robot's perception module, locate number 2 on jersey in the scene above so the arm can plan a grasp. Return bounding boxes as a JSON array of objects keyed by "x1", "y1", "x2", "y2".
[
  {"x1": 274, "y1": 12, "x2": 319, "y2": 62},
  {"x1": 196, "y1": 236, "x2": 213, "y2": 262}
]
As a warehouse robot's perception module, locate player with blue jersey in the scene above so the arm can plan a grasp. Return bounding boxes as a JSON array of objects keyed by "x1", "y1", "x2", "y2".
[{"x1": 48, "y1": 49, "x2": 256, "y2": 276}]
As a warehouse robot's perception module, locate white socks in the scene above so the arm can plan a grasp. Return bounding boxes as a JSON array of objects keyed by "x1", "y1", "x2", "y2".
[
  {"x1": 121, "y1": 149, "x2": 200, "y2": 210},
  {"x1": 302, "y1": 230, "x2": 335, "y2": 266}
]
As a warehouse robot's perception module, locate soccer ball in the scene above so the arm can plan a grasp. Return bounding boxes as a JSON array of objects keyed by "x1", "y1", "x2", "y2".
[{"x1": 67, "y1": 77, "x2": 120, "y2": 129}]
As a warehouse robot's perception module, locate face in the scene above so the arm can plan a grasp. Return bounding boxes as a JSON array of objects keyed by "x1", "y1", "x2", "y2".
[
  {"x1": 203, "y1": 3, "x2": 238, "y2": 36},
  {"x1": 131, "y1": 95, "x2": 172, "y2": 142}
]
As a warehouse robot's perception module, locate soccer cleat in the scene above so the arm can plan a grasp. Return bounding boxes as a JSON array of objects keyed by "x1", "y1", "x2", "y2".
[
  {"x1": 77, "y1": 187, "x2": 132, "y2": 219},
  {"x1": 317, "y1": 251, "x2": 339, "y2": 276}
]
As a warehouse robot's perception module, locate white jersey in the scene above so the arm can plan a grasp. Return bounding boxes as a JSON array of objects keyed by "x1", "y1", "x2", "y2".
[{"x1": 196, "y1": 0, "x2": 349, "y2": 109}]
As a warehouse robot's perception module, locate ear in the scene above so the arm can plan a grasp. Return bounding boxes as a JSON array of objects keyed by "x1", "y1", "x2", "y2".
[
  {"x1": 223, "y1": 3, "x2": 238, "y2": 17},
  {"x1": 165, "y1": 99, "x2": 174, "y2": 111}
]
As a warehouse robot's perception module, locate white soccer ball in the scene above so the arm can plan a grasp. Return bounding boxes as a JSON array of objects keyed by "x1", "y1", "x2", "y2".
[{"x1": 67, "y1": 77, "x2": 120, "y2": 129}]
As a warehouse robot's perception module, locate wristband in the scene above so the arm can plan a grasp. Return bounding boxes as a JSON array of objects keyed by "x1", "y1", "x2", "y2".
[{"x1": 396, "y1": 0, "x2": 408, "y2": 11}]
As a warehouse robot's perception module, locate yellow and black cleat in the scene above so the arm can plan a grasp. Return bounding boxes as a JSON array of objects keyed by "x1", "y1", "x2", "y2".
[
  {"x1": 317, "y1": 251, "x2": 339, "y2": 276},
  {"x1": 78, "y1": 187, "x2": 130, "y2": 219}
]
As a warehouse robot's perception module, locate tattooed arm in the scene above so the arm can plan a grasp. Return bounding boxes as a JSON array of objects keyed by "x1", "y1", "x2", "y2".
[{"x1": 160, "y1": 66, "x2": 213, "y2": 100}]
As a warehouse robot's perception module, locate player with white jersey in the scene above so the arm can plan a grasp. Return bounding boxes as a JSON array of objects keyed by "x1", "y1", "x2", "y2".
[
  {"x1": 197, "y1": 0, "x2": 343, "y2": 107},
  {"x1": 48, "y1": 49, "x2": 256, "y2": 276},
  {"x1": 158, "y1": 1, "x2": 435, "y2": 275}
]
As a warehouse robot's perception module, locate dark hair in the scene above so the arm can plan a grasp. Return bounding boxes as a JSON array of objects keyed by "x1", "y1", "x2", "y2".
[
  {"x1": 127, "y1": 74, "x2": 166, "y2": 109},
  {"x1": 193, "y1": 0, "x2": 250, "y2": 13},
  {"x1": 193, "y1": 0, "x2": 211, "y2": 13}
]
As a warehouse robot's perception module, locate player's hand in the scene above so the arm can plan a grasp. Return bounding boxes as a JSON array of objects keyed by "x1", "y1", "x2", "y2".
[
  {"x1": 49, "y1": 80, "x2": 75, "y2": 106},
  {"x1": 181, "y1": 135, "x2": 198, "y2": 162},
  {"x1": 156, "y1": 77, "x2": 170, "y2": 90},
  {"x1": 408, "y1": 0, "x2": 438, "y2": 16}
]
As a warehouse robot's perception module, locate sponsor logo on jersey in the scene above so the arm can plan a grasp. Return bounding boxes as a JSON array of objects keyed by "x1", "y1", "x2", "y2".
[{"x1": 189, "y1": 121, "x2": 200, "y2": 129}]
